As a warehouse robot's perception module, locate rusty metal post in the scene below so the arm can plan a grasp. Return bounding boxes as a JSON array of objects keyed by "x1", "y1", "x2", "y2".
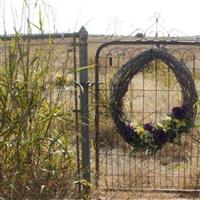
[{"x1": 79, "y1": 26, "x2": 91, "y2": 193}]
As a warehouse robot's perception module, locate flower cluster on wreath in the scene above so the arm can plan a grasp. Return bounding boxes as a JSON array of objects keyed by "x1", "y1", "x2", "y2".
[{"x1": 124, "y1": 105, "x2": 193, "y2": 151}]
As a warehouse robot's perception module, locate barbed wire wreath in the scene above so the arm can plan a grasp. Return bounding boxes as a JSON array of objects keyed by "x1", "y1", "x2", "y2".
[{"x1": 109, "y1": 48, "x2": 198, "y2": 153}]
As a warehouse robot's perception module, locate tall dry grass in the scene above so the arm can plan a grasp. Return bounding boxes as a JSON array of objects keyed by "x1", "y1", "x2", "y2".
[{"x1": 0, "y1": 27, "x2": 82, "y2": 200}]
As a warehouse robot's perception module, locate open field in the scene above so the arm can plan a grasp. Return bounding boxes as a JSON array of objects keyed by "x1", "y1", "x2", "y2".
[{"x1": 1, "y1": 34, "x2": 200, "y2": 199}]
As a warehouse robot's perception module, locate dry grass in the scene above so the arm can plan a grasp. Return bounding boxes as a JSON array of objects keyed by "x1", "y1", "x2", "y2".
[
  {"x1": 1, "y1": 32, "x2": 200, "y2": 199},
  {"x1": 0, "y1": 35, "x2": 81, "y2": 199},
  {"x1": 91, "y1": 190, "x2": 199, "y2": 200}
]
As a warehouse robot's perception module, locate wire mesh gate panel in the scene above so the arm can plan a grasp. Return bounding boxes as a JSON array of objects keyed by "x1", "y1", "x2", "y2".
[
  {"x1": 0, "y1": 33, "x2": 86, "y2": 193},
  {"x1": 94, "y1": 41, "x2": 200, "y2": 192}
]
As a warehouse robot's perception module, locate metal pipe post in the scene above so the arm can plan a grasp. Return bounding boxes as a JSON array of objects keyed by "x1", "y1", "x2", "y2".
[{"x1": 79, "y1": 26, "x2": 91, "y2": 193}]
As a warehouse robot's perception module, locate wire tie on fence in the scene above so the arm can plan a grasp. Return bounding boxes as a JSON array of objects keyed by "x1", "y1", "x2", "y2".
[{"x1": 75, "y1": 81, "x2": 102, "y2": 91}]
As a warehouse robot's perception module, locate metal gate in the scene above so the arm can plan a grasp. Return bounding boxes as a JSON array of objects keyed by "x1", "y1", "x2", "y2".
[
  {"x1": 94, "y1": 40, "x2": 200, "y2": 192},
  {"x1": 0, "y1": 27, "x2": 91, "y2": 194}
]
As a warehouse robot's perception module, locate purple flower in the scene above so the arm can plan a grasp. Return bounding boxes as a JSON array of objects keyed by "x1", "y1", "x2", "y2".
[
  {"x1": 124, "y1": 124, "x2": 133, "y2": 135},
  {"x1": 124, "y1": 124, "x2": 136, "y2": 144},
  {"x1": 172, "y1": 105, "x2": 187, "y2": 119},
  {"x1": 153, "y1": 129, "x2": 168, "y2": 144},
  {"x1": 144, "y1": 123, "x2": 154, "y2": 132}
]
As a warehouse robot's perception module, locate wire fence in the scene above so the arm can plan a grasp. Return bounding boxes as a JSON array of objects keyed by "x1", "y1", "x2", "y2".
[
  {"x1": 94, "y1": 41, "x2": 200, "y2": 192},
  {"x1": 1, "y1": 29, "x2": 200, "y2": 195}
]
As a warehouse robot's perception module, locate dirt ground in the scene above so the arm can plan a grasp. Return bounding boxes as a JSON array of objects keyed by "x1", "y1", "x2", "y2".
[{"x1": 91, "y1": 191, "x2": 200, "y2": 200}]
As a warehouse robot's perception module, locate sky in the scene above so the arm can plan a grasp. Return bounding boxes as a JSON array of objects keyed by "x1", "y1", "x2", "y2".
[{"x1": 1, "y1": 0, "x2": 200, "y2": 36}]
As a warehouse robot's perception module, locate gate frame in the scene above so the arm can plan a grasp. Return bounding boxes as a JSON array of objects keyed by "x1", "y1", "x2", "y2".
[
  {"x1": 0, "y1": 28, "x2": 91, "y2": 194},
  {"x1": 94, "y1": 39, "x2": 200, "y2": 191}
]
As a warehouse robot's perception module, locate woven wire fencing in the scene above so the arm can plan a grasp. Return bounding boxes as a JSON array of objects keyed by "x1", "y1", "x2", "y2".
[
  {"x1": 0, "y1": 35, "x2": 79, "y2": 130},
  {"x1": 1, "y1": 31, "x2": 200, "y2": 196},
  {"x1": 94, "y1": 43, "x2": 200, "y2": 192},
  {"x1": 0, "y1": 34, "x2": 84, "y2": 197}
]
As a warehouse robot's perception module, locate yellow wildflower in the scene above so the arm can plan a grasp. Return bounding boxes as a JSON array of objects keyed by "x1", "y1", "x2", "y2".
[
  {"x1": 136, "y1": 125, "x2": 145, "y2": 136},
  {"x1": 176, "y1": 119, "x2": 187, "y2": 128}
]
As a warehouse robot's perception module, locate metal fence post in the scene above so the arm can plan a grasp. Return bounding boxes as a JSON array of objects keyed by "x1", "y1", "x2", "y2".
[{"x1": 79, "y1": 26, "x2": 91, "y2": 193}]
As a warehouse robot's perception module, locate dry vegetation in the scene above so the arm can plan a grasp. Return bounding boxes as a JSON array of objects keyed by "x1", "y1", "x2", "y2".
[
  {"x1": 0, "y1": 35, "x2": 83, "y2": 199},
  {"x1": 0, "y1": 31, "x2": 200, "y2": 199}
]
